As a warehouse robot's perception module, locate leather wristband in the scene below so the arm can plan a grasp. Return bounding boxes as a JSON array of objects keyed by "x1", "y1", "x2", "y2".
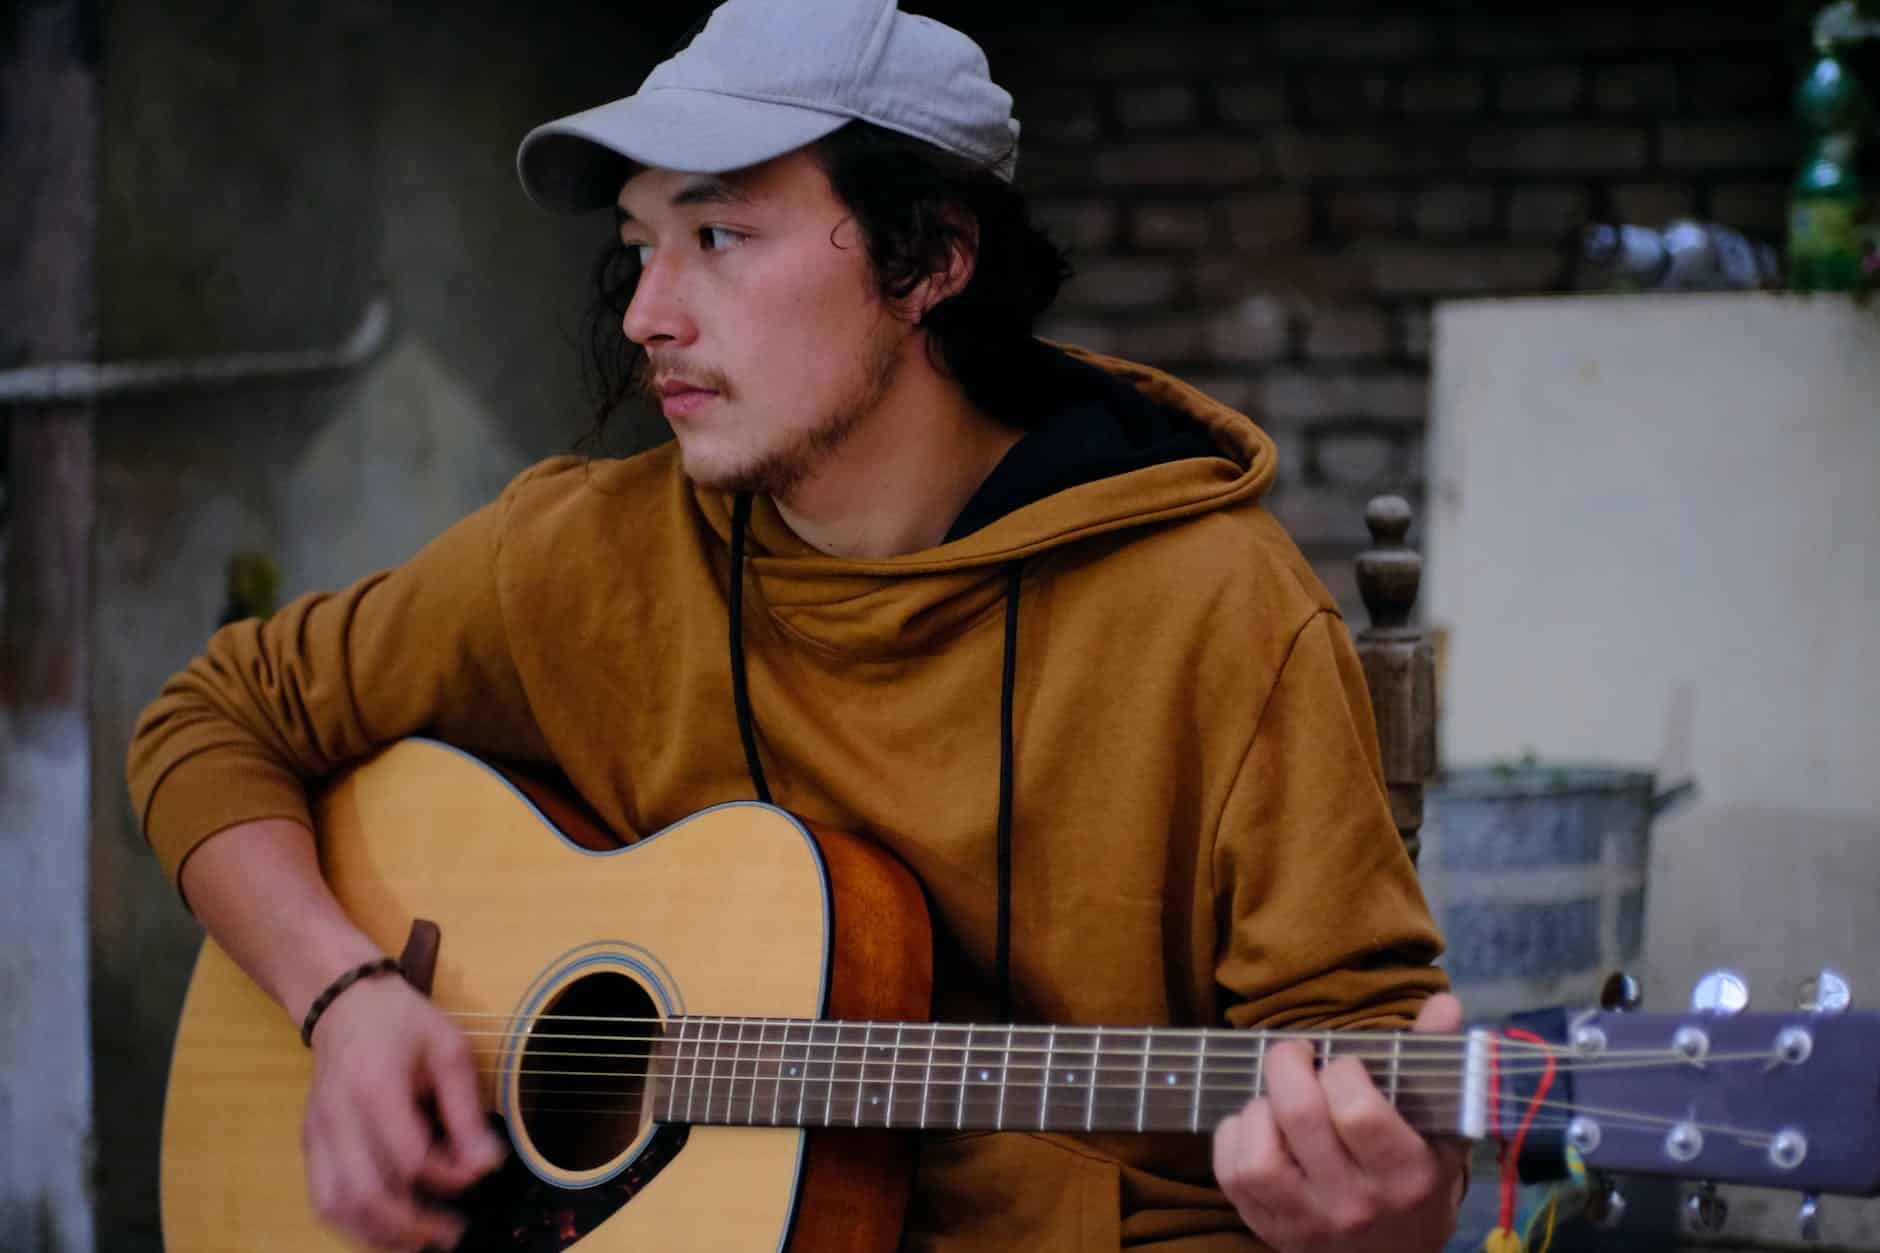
[{"x1": 299, "y1": 957, "x2": 404, "y2": 1048}]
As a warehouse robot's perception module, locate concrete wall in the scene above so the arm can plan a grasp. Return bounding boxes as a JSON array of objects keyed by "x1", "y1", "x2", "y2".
[
  {"x1": 88, "y1": 3, "x2": 672, "y2": 1245},
  {"x1": 3, "y1": 3, "x2": 98, "y2": 1251}
]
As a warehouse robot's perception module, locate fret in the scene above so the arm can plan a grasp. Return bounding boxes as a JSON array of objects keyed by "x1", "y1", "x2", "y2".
[
  {"x1": 685, "y1": 1017, "x2": 705, "y2": 1123},
  {"x1": 821, "y1": 1021, "x2": 838, "y2": 1128},
  {"x1": 955, "y1": 1024, "x2": 973, "y2": 1130},
  {"x1": 1254, "y1": 1033, "x2": 1268, "y2": 1101},
  {"x1": 769, "y1": 1018, "x2": 788, "y2": 1126},
  {"x1": 741, "y1": 1018, "x2": 757, "y2": 1124},
  {"x1": 705, "y1": 1017, "x2": 729, "y2": 1123},
  {"x1": 664, "y1": 1017, "x2": 685, "y2": 1123},
  {"x1": 1085, "y1": 1026, "x2": 1101, "y2": 1132},
  {"x1": 751, "y1": 1017, "x2": 773, "y2": 1125},
  {"x1": 1038, "y1": 1027, "x2": 1056, "y2": 1130},
  {"x1": 794, "y1": 1021, "x2": 812, "y2": 1127},
  {"x1": 852, "y1": 1023, "x2": 872, "y2": 1127},
  {"x1": 1135, "y1": 1029, "x2": 1152, "y2": 1133},
  {"x1": 886, "y1": 1023, "x2": 902, "y2": 1129},
  {"x1": 863, "y1": 1023, "x2": 895, "y2": 1128},
  {"x1": 1031, "y1": 1025, "x2": 1092, "y2": 1133},
  {"x1": 1387, "y1": 1033, "x2": 1401, "y2": 1109},
  {"x1": 725, "y1": 1015, "x2": 744, "y2": 1122},
  {"x1": 1198, "y1": 1028, "x2": 1260, "y2": 1126},
  {"x1": 994, "y1": 1026, "x2": 1013, "y2": 1129},
  {"x1": 1190, "y1": 1031, "x2": 1207, "y2": 1133},
  {"x1": 730, "y1": 1017, "x2": 750, "y2": 1123},
  {"x1": 1318, "y1": 1032, "x2": 1332, "y2": 1071},
  {"x1": 919, "y1": 1024, "x2": 936, "y2": 1128},
  {"x1": 1141, "y1": 1030, "x2": 1197, "y2": 1132}
]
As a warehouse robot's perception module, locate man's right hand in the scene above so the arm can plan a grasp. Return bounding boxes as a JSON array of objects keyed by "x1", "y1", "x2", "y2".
[
  {"x1": 302, "y1": 973, "x2": 508, "y2": 1251},
  {"x1": 177, "y1": 818, "x2": 511, "y2": 1249}
]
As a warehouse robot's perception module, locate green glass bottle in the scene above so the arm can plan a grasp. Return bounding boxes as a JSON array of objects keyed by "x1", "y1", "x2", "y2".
[
  {"x1": 1788, "y1": 49, "x2": 1871, "y2": 292},
  {"x1": 1790, "y1": 133, "x2": 1868, "y2": 291},
  {"x1": 1796, "y1": 46, "x2": 1864, "y2": 133}
]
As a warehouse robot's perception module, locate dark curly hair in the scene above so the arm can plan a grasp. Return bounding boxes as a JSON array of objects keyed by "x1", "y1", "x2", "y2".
[{"x1": 579, "y1": 120, "x2": 1072, "y2": 448}]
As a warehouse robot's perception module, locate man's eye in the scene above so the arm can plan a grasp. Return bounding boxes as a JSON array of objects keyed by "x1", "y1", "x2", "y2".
[{"x1": 699, "y1": 226, "x2": 745, "y2": 252}]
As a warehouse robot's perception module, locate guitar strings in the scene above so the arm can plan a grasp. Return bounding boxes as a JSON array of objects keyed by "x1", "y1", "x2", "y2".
[
  {"x1": 434, "y1": 1009, "x2": 1750, "y2": 1069},
  {"x1": 485, "y1": 1083, "x2": 1781, "y2": 1147},
  {"x1": 430, "y1": 1020, "x2": 1794, "y2": 1080},
  {"x1": 452, "y1": 1037, "x2": 1784, "y2": 1079},
  {"x1": 370, "y1": 1009, "x2": 1813, "y2": 1147},
  {"x1": 465, "y1": 1052, "x2": 1789, "y2": 1146},
  {"x1": 435, "y1": 1010, "x2": 1691, "y2": 1060},
  {"x1": 442, "y1": 1009, "x2": 1544, "y2": 1047}
]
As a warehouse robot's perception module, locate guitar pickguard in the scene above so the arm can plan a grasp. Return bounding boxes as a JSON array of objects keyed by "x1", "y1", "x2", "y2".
[{"x1": 457, "y1": 1116, "x2": 690, "y2": 1252}]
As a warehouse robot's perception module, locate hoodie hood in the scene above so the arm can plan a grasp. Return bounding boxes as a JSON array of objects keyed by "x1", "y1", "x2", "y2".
[{"x1": 688, "y1": 345, "x2": 1280, "y2": 659}]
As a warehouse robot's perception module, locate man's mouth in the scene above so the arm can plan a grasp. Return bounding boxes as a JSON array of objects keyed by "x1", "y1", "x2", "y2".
[{"x1": 657, "y1": 378, "x2": 719, "y2": 419}]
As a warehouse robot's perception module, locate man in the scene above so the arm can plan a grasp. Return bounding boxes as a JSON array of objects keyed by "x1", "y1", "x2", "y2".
[{"x1": 127, "y1": 1, "x2": 1465, "y2": 1249}]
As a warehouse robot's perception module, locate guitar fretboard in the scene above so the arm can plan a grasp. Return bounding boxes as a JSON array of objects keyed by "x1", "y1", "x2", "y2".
[{"x1": 647, "y1": 1017, "x2": 1470, "y2": 1136}]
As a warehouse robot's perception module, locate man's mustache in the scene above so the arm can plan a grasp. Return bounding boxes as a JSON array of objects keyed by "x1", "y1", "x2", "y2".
[{"x1": 639, "y1": 357, "x2": 735, "y2": 403}]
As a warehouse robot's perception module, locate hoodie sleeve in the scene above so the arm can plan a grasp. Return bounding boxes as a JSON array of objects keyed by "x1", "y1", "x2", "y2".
[
  {"x1": 1212, "y1": 610, "x2": 1447, "y2": 1031},
  {"x1": 126, "y1": 481, "x2": 551, "y2": 900}
]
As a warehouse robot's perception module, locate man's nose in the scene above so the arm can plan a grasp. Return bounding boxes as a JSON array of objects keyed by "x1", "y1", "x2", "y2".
[{"x1": 622, "y1": 254, "x2": 696, "y2": 347}]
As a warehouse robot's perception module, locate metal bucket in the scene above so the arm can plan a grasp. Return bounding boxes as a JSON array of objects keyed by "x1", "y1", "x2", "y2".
[{"x1": 1422, "y1": 763, "x2": 1695, "y2": 1022}]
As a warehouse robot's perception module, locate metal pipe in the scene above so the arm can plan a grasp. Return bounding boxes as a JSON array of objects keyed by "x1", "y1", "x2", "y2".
[{"x1": 0, "y1": 296, "x2": 392, "y2": 405}]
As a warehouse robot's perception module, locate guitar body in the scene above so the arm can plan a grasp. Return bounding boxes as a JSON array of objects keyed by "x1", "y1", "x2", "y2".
[{"x1": 161, "y1": 738, "x2": 932, "y2": 1251}]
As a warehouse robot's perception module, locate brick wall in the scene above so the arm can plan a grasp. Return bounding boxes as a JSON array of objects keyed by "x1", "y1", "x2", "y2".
[{"x1": 975, "y1": 6, "x2": 1804, "y2": 615}]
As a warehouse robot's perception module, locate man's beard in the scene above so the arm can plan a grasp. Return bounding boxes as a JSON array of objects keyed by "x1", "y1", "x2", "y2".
[{"x1": 645, "y1": 324, "x2": 903, "y2": 500}]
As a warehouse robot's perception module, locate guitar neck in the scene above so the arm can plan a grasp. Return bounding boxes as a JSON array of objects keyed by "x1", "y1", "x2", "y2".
[{"x1": 648, "y1": 1017, "x2": 1475, "y2": 1138}]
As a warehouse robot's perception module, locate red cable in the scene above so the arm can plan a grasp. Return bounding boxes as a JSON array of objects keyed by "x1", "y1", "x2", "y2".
[{"x1": 1495, "y1": 1027, "x2": 1558, "y2": 1232}]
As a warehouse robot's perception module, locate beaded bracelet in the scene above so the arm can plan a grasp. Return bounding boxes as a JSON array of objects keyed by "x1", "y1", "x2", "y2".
[{"x1": 300, "y1": 957, "x2": 405, "y2": 1047}]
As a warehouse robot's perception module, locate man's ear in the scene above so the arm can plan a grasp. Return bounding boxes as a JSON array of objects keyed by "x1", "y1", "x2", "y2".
[{"x1": 912, "y1": 208, "x2": 979, "y2": 323}]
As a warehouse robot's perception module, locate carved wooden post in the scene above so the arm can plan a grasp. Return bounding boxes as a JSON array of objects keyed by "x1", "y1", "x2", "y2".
[{"x1": 1354, "y1": 496, "x2": 1437, "y2": 866}]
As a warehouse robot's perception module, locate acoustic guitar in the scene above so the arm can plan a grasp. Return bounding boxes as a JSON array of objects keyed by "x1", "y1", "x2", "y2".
[{"x1": 161, "y1": 738, "x2": 1880, "y2": 1250}]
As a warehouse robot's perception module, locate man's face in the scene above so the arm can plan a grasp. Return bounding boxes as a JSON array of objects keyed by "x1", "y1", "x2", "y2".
[{"x1": 616, "y1": 150, "x2": 909, "y2": 498}]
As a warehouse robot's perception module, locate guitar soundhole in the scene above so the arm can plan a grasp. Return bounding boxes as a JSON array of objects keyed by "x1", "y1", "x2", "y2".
[{"x1": 517, "y1": 971, "x2": 654, "y2": 1172}]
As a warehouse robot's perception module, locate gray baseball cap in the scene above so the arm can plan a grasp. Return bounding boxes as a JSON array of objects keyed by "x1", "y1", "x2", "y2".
[{"x1": 516, "y1": 0, "x2": 1021, "y2": 214}]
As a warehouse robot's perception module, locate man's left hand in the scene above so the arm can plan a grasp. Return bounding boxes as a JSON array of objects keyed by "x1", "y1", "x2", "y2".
[{"x1": 1211, "y1": 993, "x2": 1469, "y2": 1253}]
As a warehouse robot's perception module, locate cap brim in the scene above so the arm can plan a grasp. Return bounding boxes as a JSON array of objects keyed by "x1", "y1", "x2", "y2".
[{"x1": 517, "y1": 88, "x2": 853, "y2": 214}]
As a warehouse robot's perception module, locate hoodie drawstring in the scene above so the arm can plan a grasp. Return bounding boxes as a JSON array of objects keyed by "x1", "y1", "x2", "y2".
[
  {"x1": 729, "y1": 493, "x2": 772, "y2": 805},
  {"x1": 727, "y1": 493, "x2": 1024, "y2": 1025},
  {"x1": 994, "y1": 561, "x2": 1023, "y2": 1024}
]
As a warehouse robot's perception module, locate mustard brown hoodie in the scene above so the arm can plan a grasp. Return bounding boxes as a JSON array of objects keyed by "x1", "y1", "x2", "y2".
[{"x1": 128, "y1": 346, "x2": 1446, "y2": 1252}]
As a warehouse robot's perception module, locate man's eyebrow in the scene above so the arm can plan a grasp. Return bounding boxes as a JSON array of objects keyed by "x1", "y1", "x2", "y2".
[{"x1": 615, "y1": 176, "x2": 755, "y2": 225}]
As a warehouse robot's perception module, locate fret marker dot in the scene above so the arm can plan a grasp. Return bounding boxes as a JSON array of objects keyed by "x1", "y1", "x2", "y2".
[
  {"x1": 1063, "y1": 1072, "x2": 1077, "y2": 1084},
  {"x1": 978, "y1": 1069, "x2": 992, "y2": 1082},
  {"x1": 1165, "y1": 1073, "x2": 1177, "y2": 1085},
  {"x1": 787, "y1": 1066, "x2": 799, "y2": 1077}
]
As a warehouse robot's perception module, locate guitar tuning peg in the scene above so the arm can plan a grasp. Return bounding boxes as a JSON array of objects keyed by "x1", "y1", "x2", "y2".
[
  {"x1": 1798, "y1": 1192, "x2": 1822, "y2": 1242},
  {"x1": 1581, "y1": 1175, "x2": 1626, "y2": 1228},
  {"x1": 1691, "y1": 970, "x2": 1748, "y2": 1015},
  {"x1": 1796, "y1": 970, "x2": 1851, "y2": 1015},
  {"x1": 1599, "y1": 970, "x2": 1642, "y2": 1011},
  {"x1": 1686, "y1": 1181, "x2": 1728, "y2": 1234}
]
